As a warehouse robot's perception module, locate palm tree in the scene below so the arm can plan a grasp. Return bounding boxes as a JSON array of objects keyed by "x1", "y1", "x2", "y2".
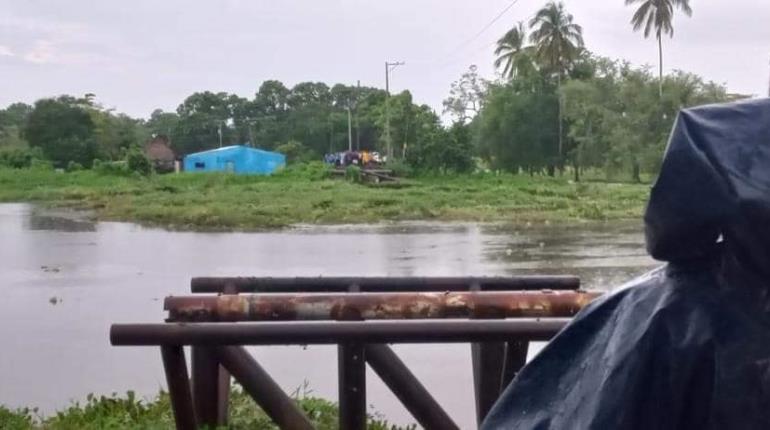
[
  {"x1": 494, "y1": 22, "x2": 528, "y2": 79},
  {"x1": 625, "y1": 0, "x2": 692, "y2": 98},
  {"x1": 528, "y1": 1, "x2": 584, "y2": 168}
]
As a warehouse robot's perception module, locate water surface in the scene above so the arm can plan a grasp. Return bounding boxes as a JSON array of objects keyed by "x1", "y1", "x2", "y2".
[{"x1": 0, "y1": 203, "x2": 657, "y2": 428}]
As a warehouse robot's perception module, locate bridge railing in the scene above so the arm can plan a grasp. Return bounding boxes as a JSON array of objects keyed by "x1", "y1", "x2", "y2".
[{"x1": 110, "y1": 276, "x2": 598, "y2": 430}]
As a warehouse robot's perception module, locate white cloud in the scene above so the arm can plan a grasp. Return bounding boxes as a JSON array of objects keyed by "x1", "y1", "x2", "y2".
[{"x1": 0, "y1": 45, "x2": 14, "y2": 57}]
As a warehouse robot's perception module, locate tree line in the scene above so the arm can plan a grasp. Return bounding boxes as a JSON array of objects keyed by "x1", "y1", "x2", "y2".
[{"x1": 0, "y1": 0, "x2": 745, "y2": 181}]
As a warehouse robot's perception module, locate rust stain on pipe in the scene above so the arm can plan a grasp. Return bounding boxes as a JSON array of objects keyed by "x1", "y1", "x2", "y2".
[{"x1": 164, "y1": 291, "x2": 601, "y2": 322}]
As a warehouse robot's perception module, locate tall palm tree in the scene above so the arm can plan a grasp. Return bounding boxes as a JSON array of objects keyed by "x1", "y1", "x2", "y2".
[
  {"x1": 625, "y1": 0, "x2": 692, "y2": 98},
  {"x1": 528, "y1": 1, "x2": 584, "y2": 167},
  {"x1": 494, "y1": 22, "x2": 528, "y2": 79}
]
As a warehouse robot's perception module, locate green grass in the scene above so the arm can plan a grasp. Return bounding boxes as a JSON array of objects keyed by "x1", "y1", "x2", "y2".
[
  {"x1": 0, "y1": 387, "x2": 414, "y2": 430},
  {"x1": 0, "y1": 164, "x2": 651, "y2": 230}
]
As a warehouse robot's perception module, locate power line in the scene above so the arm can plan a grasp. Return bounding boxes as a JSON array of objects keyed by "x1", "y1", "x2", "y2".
[{"x1": 417, "y1": 0, "x2": 521, "y2": 66}]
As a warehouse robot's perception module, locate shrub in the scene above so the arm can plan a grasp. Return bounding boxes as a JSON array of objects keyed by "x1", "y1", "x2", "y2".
[
  {"x1": 66, "y1": 161, "x2": 83, "y2": 172},
  {"x1": 126, "y1": 147, "x2": 153, "y2": 175},
  {"x1": 275, "y1": 140, "x2": 314, "y2": 164},
  {"x1": 277, "y1": 161, "x2": 331, "y2": 181},
  {"x1": 93, "y1": 159, "x2": 129, "y2": 175},
  {"x1": 345, "y1": 165, "x2": 362, "y2": 183},
  {"x1": 386, "y1": 160, "x2": 413, "y2": 177},
  {"x1": 0, "y1": 147, "x2": 43, "y2": 169}
]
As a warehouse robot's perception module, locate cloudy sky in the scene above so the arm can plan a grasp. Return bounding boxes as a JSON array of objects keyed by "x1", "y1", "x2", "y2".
[{"x1": 1, "y1": 0, "x2": 768, "y2": 118}]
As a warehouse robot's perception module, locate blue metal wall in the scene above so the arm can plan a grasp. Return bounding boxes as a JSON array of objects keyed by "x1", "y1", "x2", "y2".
[{"x1": 183, "y1": 145, "x2": 285, "y2": 175}]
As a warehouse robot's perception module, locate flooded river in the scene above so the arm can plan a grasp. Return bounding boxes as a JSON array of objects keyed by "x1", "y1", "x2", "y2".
[{"x1": 0, "y1": 203, "x2": 657, "y2": 428}]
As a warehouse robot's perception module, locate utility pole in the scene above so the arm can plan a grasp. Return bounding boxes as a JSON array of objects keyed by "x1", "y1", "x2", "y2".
[
  {"x1": 355, "y1": 80, "x2": 361, "y2": 151},
  {"x1": 384, "y1": 61, "x2": 404, "y2": 161},
  {"x1": 218, "y1": 123, "x2": 223, "y2": 148},
  {"x1": 347, "y1": 107, "x2": 353, "y2": 152}
]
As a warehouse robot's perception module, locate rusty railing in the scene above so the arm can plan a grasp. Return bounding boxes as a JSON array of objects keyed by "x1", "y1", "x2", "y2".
[{"x1": 110, "y1": 276, "x2": 600, "y2": 430}]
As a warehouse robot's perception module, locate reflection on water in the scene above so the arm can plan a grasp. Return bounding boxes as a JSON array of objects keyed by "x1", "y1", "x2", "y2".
[
  {"x1": 0, "y1": 203, "x2": 658, "y2": 429},
  {"x1": 26, "y1": 208, "x2": 97, "y2": 232}
]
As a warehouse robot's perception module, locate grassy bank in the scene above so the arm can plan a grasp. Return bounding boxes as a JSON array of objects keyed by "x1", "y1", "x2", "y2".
[
  {"x1": 0, "y1": 388, "x2": 413, "y2": 430},
  {"x1": 0, "y1": 165, "x2": 650, "y2": 230}
]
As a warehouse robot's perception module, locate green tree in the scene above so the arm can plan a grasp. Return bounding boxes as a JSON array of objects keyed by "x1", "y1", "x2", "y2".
[
  {"x1": 529, "y1": 1, "x2": 584, "y2": 167},
  {"x1": 625, "y1": 0, "x2": 693, "y2": 98},
  {"x1": 442, "y1": 65, "x2": 488, "y2": 124},
  {"x1": 23, "y1": 97, "x2": 98, "y2": 167},
  {"x1": 494, "y1": 22, "x2": 534, "y2": 80},
  {"x1": 174, "y1": 91, "x2": 234, "y2": 154},
  {"x1": 146, "y1": 109, "x2": 180, "y2": 139},
  {"x1": 477, "y1": 76, "x2": 559, "y2": 174},
  {"x1": 0, "y1": 103, "x2": 33, "y2": 148}
]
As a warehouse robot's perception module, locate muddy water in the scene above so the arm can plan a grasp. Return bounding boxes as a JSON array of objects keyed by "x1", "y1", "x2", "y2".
[{"x1": 0, "y1": 203, "x2": 657, "y2": 428}]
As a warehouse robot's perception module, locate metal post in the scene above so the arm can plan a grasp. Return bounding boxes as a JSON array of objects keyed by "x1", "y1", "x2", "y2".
[
  {"x1": 160, "y1": 346, "x2": 197, "y2": 430},
  {"x1": 472, "y1": 342, "x2": 506, "y2": 425},
  {"x1": 384, "y1": 62, "x2": 390, "y2": 161},
  {"x1": 470, "y1": 282, "x2": 506, "y2": 426},
  {"x1": 500, "y1": 341, "x2": 529, "y2": 393},
  {"x1": 191, "y1": 347, "x2": 228, "y2": 428},
  {"x1": 384, "y1": 61, "x2": 404, "y2": 161},
  {"x1": 215, "y1": 346, "x2": 314, "y2": 430},
  {"x1": 339, "y1": 343, "x2": 366, "y2": 430},
  {"x1": 355, "y1": 80, "x2": 361, "y2": 151},
  {"x1": 365, "y1": 344, "x2": 459, "y2": 430}
]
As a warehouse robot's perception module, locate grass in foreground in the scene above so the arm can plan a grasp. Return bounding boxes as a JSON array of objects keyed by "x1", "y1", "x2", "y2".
[
  {"x1": 0, "y1": 164, "x2": 651, "y2": 230},
  {"x1": 0, "y1": 388, "x2": 414, "y2": 430}
]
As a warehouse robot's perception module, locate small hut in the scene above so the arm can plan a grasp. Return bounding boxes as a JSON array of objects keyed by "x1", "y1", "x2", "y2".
[{"x1": 144, "y1": 135, "x2": 176, "y2": 173}]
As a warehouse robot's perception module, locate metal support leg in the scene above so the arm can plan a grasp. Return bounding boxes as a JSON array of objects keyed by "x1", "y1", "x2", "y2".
[
  {"x1": 215, "y1": 346, "x2": 313, "y2": 430},
  {"x1": 471, "y1": 342, "x2": 506, "y2": 426},
  {"x1": 365, "y1": 344, "x2": 459, "y2": 430},
  {"x1": 339, "y1": 343, "x2": 366, "y2": 430},
  {"x1": 160, "y1": 346, "x2": 197, "y2": 430},
  {"x1": 500, "y1": 341, "x2": 529, "y2": 393},
  {"x1": 192, "y1": 346, "x2": 229, "y2": 428}
]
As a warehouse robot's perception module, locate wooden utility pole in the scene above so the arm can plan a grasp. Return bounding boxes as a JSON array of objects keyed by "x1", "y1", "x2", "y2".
[{"x1": 384, "y1": 61, "x2": 404, "y2": 161}]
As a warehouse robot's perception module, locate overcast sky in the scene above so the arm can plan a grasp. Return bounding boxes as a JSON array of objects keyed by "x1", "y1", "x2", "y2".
[{"x1": 1, "y1": 0, "x2": 768, "y2": 118}]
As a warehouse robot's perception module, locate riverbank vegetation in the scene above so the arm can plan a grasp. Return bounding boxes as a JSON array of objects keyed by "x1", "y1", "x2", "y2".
[
  {"x1": 0, "y1": 1, "x2": 738, "y2": 229},
  {"x1": 0, "y1": 1, "x2": 741, "y2": 187},
  {"x1": 0, "y1": 164, "x2": 649, "y2": 229},
  {"x1": 0, "y1": 387, "x2": 414, "y2": 430}
]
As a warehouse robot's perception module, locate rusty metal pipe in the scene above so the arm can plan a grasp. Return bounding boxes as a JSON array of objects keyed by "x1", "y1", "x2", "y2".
[
  {"x1": 191, "y1": 276, "x2": 580, "y2": 294},
  {"x1": 110, "y1": 319, "x2": 569, "y2": 346},
  {"x1": 165, "y1": 291, "x2": 600, "y2": 322}
]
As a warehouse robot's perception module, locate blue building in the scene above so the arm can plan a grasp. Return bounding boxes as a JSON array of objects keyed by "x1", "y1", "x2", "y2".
[{"x1": 183, "y1": 145, "x2": 286, "y2": 175}]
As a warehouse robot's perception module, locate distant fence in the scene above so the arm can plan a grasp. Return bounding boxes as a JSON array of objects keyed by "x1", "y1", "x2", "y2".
[{"x1": 110, "y1": 276, "x2": 599, "y2": 430}]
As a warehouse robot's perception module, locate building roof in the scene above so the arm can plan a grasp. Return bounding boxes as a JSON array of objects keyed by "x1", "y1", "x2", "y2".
[{"x1": 185, "y1": 145, "x2": 282, "y2": 157}]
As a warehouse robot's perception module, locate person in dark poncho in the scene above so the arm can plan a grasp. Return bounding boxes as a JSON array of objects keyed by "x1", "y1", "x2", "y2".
[{"x1": 482, "y1": 98, "x2": 770, "y2": 430}]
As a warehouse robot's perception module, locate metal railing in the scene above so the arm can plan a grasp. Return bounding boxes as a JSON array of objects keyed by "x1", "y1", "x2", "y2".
[{"x1": 110, "y1": 276, "x2": 598, "y2": 430}]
